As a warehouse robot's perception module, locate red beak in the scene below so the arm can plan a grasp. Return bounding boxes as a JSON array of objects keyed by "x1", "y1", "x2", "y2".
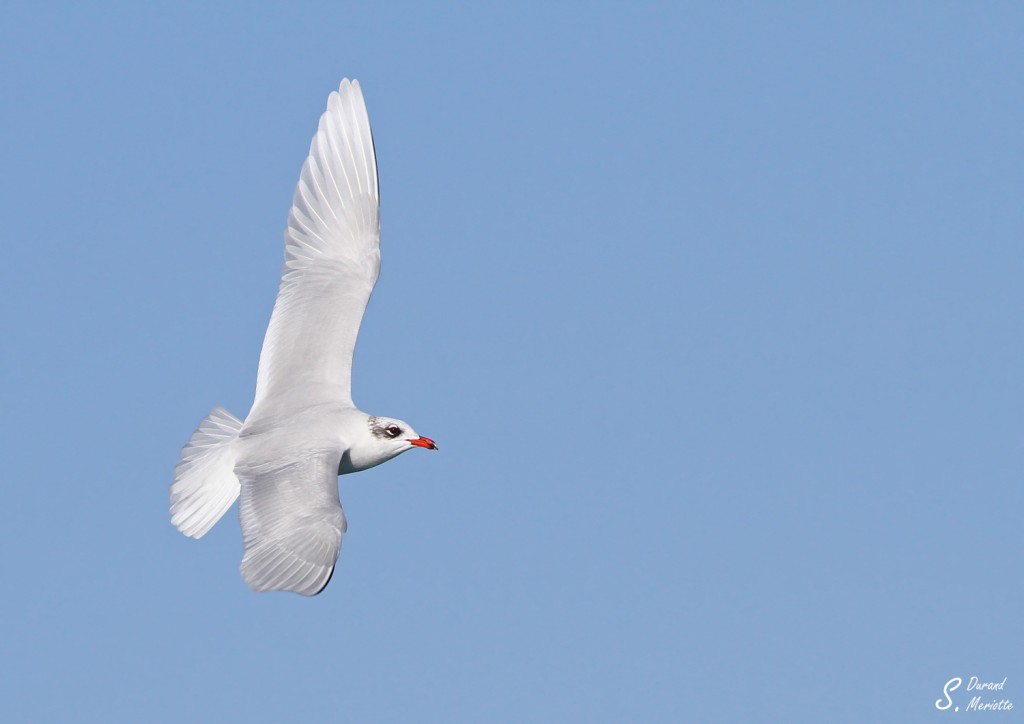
[{"x1": 408, "y1": 436, "x2": 438, "y2": 450}]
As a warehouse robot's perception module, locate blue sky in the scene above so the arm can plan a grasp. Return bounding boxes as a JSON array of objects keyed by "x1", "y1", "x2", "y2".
[{"x1": 1, "y1": 2, "x2": 1021, "y2": 721}]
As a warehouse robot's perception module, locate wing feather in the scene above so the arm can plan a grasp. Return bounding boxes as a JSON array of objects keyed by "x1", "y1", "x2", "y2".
[
  {"x1": 250, "y1": 79, "x2": 380, "y2": 417},
  {"x1": 238, "y1": 448, "x2": 347, "y2": 596}
]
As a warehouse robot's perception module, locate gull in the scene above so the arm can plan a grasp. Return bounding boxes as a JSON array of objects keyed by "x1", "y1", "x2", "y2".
[{"x1": 169, "y1": 79, "x2": 437, "y2": 596}]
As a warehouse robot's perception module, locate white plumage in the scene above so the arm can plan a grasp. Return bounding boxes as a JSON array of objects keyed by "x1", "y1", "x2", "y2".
[{"x1": 169, "y1": 79, "x2": 437, "y2": 596}]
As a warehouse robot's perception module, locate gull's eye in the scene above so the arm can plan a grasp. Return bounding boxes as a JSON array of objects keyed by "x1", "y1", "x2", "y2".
[{"x1": 385, "y1": 425, "x2": 401, "y2": 438}]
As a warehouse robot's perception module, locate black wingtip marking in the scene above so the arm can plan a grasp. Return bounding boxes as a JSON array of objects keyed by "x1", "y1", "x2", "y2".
[
  {"x1": 370, "y1": 128, "x2": 379, "y2": 203},
  {"x1": 313, "y1": 565, "x2": 336, "y2": 596}
]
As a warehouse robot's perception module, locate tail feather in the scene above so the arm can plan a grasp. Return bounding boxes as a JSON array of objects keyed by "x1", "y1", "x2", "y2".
[{"x1": 170, "y1": 407, "x2": 242, "y2": 538}]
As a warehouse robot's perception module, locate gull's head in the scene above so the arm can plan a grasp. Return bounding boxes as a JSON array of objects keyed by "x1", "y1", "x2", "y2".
[
  {"x1": 367, "y1": 415, "x2": 438, "y2": 460},
  {"x1": 341, "y1": 415, "x2": 438, "y2": 474}
]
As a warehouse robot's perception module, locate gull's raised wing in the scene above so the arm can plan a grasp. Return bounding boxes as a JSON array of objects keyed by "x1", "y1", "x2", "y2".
[
  {"x1": 250, "y1": 79, "x2": 380, "y2": 417},
  {"x1": 238, "y1": 446, "x2": 347, "y2": 596}
]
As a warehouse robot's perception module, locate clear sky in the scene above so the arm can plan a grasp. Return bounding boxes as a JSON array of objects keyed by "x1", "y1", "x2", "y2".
[{"x1": 1, "y1": 2, "x2": 1021, "y2": 722}]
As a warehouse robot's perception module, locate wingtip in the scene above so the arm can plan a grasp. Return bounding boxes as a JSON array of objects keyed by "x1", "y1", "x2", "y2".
[
  {"x1": 239, "y1": 562, "x2": 336, "y2": 597},
  {"x1": 312, "y1": 565, "x2": 336, "y2": 596}
]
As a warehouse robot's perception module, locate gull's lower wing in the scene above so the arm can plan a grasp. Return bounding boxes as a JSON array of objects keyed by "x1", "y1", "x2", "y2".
[
  {"x1": 250, "y1": 79, "x2": 380, "y2": 417},
  {"x1": 238, "y1": 447, "x2": 347, "y2": 596}
]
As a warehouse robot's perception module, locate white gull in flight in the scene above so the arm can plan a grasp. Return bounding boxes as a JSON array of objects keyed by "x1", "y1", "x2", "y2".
[{"x1": 169, "y1": 79, "x2": 437, "y2": 595}]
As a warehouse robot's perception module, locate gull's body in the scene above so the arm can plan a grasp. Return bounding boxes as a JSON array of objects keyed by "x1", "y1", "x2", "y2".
[{"x1": 169, "y1": 80, "x2": 436, "y2": 596}]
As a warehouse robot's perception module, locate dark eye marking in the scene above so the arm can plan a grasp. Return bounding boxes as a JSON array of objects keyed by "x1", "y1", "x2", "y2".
[{"x1": 369, "y1": 417, "x2": 403, "y2": 440}]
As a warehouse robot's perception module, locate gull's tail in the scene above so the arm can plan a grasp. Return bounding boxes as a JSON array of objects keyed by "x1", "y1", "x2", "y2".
[{"x1": 169, "y1": 407, "x2": 243, "y2": 538}]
